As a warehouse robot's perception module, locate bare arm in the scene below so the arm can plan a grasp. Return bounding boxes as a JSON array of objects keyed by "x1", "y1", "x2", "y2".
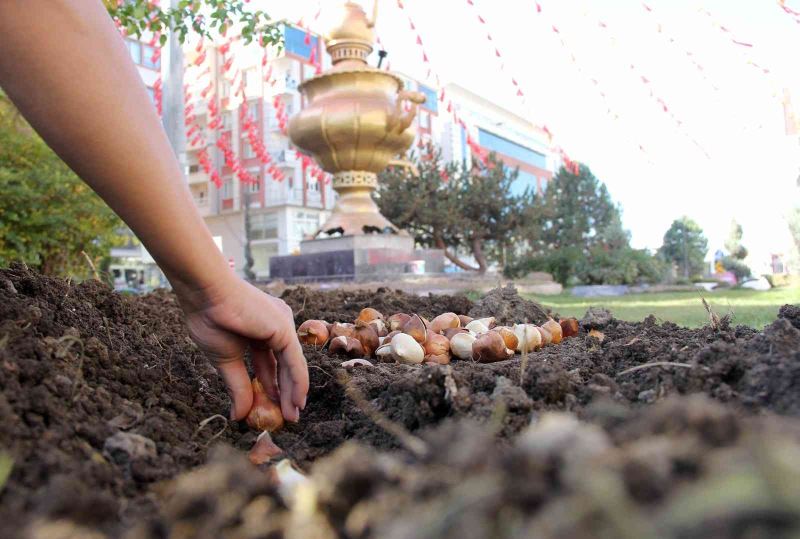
[{"x1": 0, "y1": 0, "x2": 308, "y2": 422}]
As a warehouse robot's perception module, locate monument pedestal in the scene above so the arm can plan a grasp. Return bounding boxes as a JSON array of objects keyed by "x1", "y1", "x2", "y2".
[{"x1": 269, "y1": 234, "x2": 445, "y2": 283}]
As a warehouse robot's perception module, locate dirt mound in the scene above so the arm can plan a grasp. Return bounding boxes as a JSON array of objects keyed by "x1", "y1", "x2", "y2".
[
  {"x1": 281, "y1": 286, "x2": 474, "y2": 325},
  {"x1": 114, "y1": 396, "x2": 800, "y2": 539},
  {"x1": 467, "y1": 283, "x2": 550, "y2": 325},
  {"x1": 2, "y1": 264, "x2": 800, "y2": 538}
]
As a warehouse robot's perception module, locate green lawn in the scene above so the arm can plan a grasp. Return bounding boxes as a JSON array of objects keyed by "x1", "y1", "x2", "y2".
[{"x1": 532, "y1": 286, "x2": 800, "y2": 329}]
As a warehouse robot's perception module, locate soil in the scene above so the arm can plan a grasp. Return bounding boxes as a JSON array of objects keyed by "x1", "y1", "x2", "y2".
[{"x1": 1, "y1": 263, "x2": 800, "y2": 538}]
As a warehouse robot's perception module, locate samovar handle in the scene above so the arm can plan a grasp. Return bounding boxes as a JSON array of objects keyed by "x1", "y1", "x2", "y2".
[{"x1": 388, "y1": 90, "x2": 426, "y2": 134}]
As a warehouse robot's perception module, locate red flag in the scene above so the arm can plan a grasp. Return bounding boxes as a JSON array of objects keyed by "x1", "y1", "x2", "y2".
[{"x1": 416, "y1": 35, "x2": 423, "y2": 45}]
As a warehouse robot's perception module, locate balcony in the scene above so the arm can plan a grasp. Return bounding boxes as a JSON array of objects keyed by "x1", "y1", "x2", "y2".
[
  {"x1": 193, "y1": 196, "x2": 211, "y2": 217},
  {"x1": 187, "y1": 168, "x2": 209, "y2": 185}
]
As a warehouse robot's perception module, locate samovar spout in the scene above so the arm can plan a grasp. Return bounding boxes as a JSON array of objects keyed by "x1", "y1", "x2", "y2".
[{"x1": 388, "y1": 90, "x2": 426, "y2": 134}]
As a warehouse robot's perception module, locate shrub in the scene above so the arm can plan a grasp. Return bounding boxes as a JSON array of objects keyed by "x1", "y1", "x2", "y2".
[{"x1": 720, "y1": 255, "x2": 752, "y2": 282}]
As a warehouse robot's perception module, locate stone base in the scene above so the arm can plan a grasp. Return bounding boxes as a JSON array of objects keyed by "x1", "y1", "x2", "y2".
[{"x1": 268, "y1": 234, "x2": 445, "y2": 283}]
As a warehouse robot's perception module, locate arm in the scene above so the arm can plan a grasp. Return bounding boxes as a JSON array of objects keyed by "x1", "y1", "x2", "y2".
[{"x1": 0, "y1": 0, "x2": 308, "y2": 422}]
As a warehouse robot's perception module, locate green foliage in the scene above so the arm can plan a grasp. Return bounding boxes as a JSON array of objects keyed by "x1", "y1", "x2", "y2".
[
  {"x1": 724, "y1": 219, "x2": 748, "y2": 260},
  {"x1": 720, "y1": 255, "x2": 752, "y2": 282},
  {"x1": 105, "y1": 0, "x2": 283, "y2": 48},
  {"x1": 503, "y1": 246, "x2": 583, "y2": 286},
  {"x1": 789, "y1": 207, "x2": 800, "y2": 254},
  {"x1": 659, "y1": 217, "x2": 709, "y2": 279},
  {"x1": 0, "y1": 98, "x2": 122, "y2": 276},
  {"x1": 376, "y1": 148, "x2": 525, "y2": 273},
  {"x1": 576, "y1": 246, "x2": 667, "y2": 285}
]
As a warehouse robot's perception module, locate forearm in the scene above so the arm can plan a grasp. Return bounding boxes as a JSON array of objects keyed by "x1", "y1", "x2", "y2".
[{"x1": 0, "y1": 0, "x2": 228, "y2": 291}]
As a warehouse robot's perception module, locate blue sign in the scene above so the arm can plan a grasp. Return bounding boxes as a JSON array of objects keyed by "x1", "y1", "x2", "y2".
[{"x1": 284, "y1": 25, "x2": 318, "y2": 60}]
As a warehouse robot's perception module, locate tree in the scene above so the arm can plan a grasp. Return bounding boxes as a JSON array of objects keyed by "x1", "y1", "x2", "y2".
[
  {"x1": 536, "y1": 164, "x2": 620, "y2": 251},
  {"x1": 104, "y1": 0, "x2": 282, "y2": 47},
  {"x1": 789, "y1": 208, "x2": 800, "y2": 255},
  {"x1": 659, "y1": 217, "x2": 708, "y2": 279},
  {"x1": 376, "y1": 148, "x2": 525, "y2": 273},
  {"x1": 0, "y1": 95, "x2": 122, "y2": 276},
  {"x1": 724, "y1": 219, "x2": 748, "y2": 260}
]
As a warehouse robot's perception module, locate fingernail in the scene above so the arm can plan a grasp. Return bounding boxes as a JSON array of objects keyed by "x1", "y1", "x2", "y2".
[
  {"x1": 229, "y1": 403, "x2": 237, "y2": 421},
  {"x1": 301, "y1": 396, "x2": 307, "y2": 410},
  {"x1": 292, "y1": 406, "x2": 300, "y2": 422}
]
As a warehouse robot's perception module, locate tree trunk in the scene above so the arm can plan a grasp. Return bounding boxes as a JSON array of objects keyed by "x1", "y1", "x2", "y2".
[
  {"x1": 471, "y1": 237, "x2": 488, "y2": 274},
  {"x1": 433, "y1": 231, "x2": 479, "y2": 272}
]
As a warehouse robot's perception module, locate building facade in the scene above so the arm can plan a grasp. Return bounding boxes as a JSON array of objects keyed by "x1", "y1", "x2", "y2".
[{"x1": 124, "y1": 24, "x2": 560, "y2": 281}]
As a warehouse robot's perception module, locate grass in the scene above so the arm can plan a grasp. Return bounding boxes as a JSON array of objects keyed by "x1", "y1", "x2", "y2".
[{"x1": 531, "y1": 286, "x2": 800, "y2": 329}]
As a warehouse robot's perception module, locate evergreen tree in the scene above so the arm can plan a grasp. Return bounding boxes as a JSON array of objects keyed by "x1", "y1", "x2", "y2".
[
  {"x1": 724, "y1": 219, "x2": 748, "y2": 260},
  {"x1": 659, "y1": 217, "x2": 709, "y2": 279}
]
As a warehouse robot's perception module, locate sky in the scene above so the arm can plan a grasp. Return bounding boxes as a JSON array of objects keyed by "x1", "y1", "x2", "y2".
[{"x1": 257, "y1": 0, "x2": 800, "y2": 267}]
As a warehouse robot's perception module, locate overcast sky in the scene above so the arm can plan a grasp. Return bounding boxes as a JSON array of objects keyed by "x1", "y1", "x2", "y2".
[{"x1": 257, "y1": 0, "x2": 800, "y2": 264}]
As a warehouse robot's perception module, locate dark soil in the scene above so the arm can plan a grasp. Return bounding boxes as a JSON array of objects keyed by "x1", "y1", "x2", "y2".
[{"x1": 1, "y1": 263, "x2": 800, "y2": 538}]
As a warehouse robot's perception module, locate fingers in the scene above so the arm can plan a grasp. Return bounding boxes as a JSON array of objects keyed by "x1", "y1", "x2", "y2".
[
  {"x1": 215, "y1": 359, "x2": 253, "y2": 421},
  {"x1": 252, "y1": 344, "x2": 280, "y2": 403}
]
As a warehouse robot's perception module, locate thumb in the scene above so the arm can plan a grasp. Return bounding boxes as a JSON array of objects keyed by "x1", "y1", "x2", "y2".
[{"x1": 216, "y1": 359, "x2": 254, "y2": 421}]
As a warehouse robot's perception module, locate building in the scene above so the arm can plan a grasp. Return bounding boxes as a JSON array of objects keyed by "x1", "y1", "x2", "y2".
[
  {"x1": 122, "y1": 23, "x2": 560, "y2": 281},
  {"x1": 439, "y1": 84, "x2": 558, "y2": 195}
]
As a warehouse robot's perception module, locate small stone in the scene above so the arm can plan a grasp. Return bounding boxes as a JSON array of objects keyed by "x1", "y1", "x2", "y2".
[
  {"x1": 103, "y1": 432, "x2": 156, "y2": 465},
  {"x1": 1, "y1": 279, "x2": 16, "y2": 295},
  {"x1": 638, "y1": 389, "x2": 657, "y2": 404}
]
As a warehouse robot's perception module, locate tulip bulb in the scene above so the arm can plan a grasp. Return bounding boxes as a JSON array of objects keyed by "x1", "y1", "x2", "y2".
[
  {"x1": 477, "y1": 317, "x2": 497, "y2": 329},
  {"x1": 472, "y1": 331, "x2": 514, "y2": 363},
  {"x1": 424, "y1": 331, "x2": 450, "y2": 356},
  {"x1": 559, "y1": 318, "x2": 579, "y2": 338},
  {"x1": 443, "y1": 327, "x2": 468, "y2": 340},
  {"x1": 542, "y1": 318, "x2": 563, "y2": 344},
  {"x1": 450, "y1": 331, "x2": 477, "y2": 360},
  {"x1": 329, "y1": 335, "x2": 364, "y2": 358},
  {"x1": 356, "y1": 307, "x2": 384, "y2": 325},
  {"x1": 458, "y1": 315, "x2": 474, "y2": 327},
  {"x1": 513, "y1": 324, "x2": 542, "y2": 353},
  {"x1": 248, "y1": 431, "x2": 283, "y2": 465},
  {"x1": 425, "y1": 354, "x2": 451, "y2": 365},
  {"x1": 246, "y1": 378, "x2": 284, "y2": 432},
  {"x1": 330, "y1": 322, "x2": 355, "y2": 340},
  {"x1": 388, "y1": 332, "x2": 425, "y2": 364},
  {"x1": 430, "y1": 312, "x2": 460, "y2": 334},
  {"x1": 465, "y1": 319, "x2": 490, "y2": 335},
  {"x1": 354, "y1": 321, "x2": 380, "y2": 357},
  {"x1": 387, "y1": 313, "x2": 411, "y2": 332},
  {"x1": 495, "y1": 326, "x2": 519, "y2": 352},
  {"x1": 538, "y1": 326, "x2": 553, "y2": 346},
  {"x1": 369, "y1": 319, "x2": 388, "y2": 337},
  {"x1": 297, "y1": 320, "x2": 329, "y2": 346},
  {"x1": 402, "y1": 314, "x2": 428, "y2": 344}
]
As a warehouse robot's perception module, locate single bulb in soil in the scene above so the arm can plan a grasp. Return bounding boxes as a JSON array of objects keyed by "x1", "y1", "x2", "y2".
[
  {"x1": 369, "y1": 319, "x2": 388, "y2": 337},
  {"x1": 538, "y1": 325, "x2": 553, "y2": 346},
  {"x1": 330, "y1": 322, "x2": 356, "y2": 340},
  {"x1": 472, "y1": 331, "x2": 514, "y2": 363},
  {"x1": 402, "y1": 314, "x2": 428, "y2": 344},
  {"x1": 354, "y1": 321, "x2": 380, "y2": 357},
  {"x1": 450, "y1": 331, "x2": 477, "y2": 360},
  {"x1": 356, "y1": 307, "x2": 384, "y2": 325},
  {"x1": 443, "y1": 327, "x2": 468, "y2": 340},
  {"x1": 387, "y1": 313, "x2": 411, "y2": 332},
  {"x1": 513, "y1": 324, "x2": 542, "y2": 353},
  {"x1": 424, "y1": 331, "x2": 451, "y2": 361},
  {"x1": 458, "y1": 315, "x2": 474, "y2": 327},
  {"x1": 248, "y1": 431, "x2": 283, "y2": 465},
  {"x1": 329, "y1": 335, "x2": 364, "y2": 358},
  {"x1": 465, "y1": 319, "x2": 490, "y2": 335},
  {"x1": 542, "y1": 318, "x2": 563, "y2": 344},
  {"x1": 430, "y1": 312, "x2": 460, "y2": 334},
  {"x1": 477, "y1": 317, "x2": 497, "y2": 329},
  {"x1": 246, "y1": 378, "x2": 284, "y2": 432},
  {"x1": 388, "y1": 332, "x2": 425, "y2": 364},
  {"x1": 495, "y1": 326, "x2": 519, "y2": 351},
  {"x1": 559, "y1": 318, "x2": 579, "y2": 338},
  {"x1": 297, "y1": 320, "x2": 329, "y2": 346}
]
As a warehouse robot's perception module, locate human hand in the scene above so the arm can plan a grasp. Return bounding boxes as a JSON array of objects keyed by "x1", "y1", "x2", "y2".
[{"x1": 173, "y1": 274, "x2": 309, "y2": 423}]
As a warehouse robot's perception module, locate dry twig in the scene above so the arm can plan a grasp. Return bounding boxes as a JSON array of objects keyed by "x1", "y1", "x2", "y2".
[
  {"x1": 618, "y1": 362, "x2": 693, "y2": 376},
  {"x1": 80, "y1": 251, "x2": 100, "y2": 281}
]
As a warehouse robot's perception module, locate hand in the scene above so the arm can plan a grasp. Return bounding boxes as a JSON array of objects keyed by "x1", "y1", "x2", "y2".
[{"x1": 173, "y1": 274, "x2": 309, "y2": 423}]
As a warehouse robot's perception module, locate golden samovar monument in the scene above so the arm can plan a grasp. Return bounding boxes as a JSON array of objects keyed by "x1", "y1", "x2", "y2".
[{"x1": 288, "y1": 1, "x2": 425, "y2": 237}]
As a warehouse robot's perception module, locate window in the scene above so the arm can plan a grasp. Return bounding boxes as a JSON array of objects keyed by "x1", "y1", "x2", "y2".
[
  {"x1": 142, "y1": 44, "x2": 161, "y2": 70},
  {"x1": 188, "y1": 164, "x2": 200, "y2": 174},
  {"x1": 127, "y1": 40, "x2": 142, "y2": 65},
  {"x1": 293, "y1": 211, "x2": 319, "y2": 239},
  {"x1": 252, "y1": 243, "x2": 279, "y2": 274},
  {"x1": 145, "y1": 86, "x2": 155, "y2": 105},
  {"x1": 418, "y1": 84, "x2": 438, "y2": 113},
  {"x1": 284, "y1": 25, "x2": 319, "y2": 59},
  {"x1": 222, "y1": 179, "x2": 234, "y2": 199},
  {"x1": 251, "y1": 212, "x2": 278, "y2": 240},
  {"x1": 511, "y1": 171, "x2": 538, "y2": 197},
  {"x1": 221, "y1": 79, "x2": 231, "y2": 98},
  {"x1": 477, "y1": 129, "x2": 547, "y2": 168},
  {"x1": 242, "y1": 142, "x2": 255, "y2": 159},
  {"x1": 221, "y1": 111, "x2": 232, "y2": 131},
  {"x1": 419, "y1": 112, "x2": 431, "y2": 130},
  {"x1": 244, "y1": 68, "x2": 259, "y2": 94},
  {"x1": 245, "y1": 169, "x2": 261, "y2": 193}
]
